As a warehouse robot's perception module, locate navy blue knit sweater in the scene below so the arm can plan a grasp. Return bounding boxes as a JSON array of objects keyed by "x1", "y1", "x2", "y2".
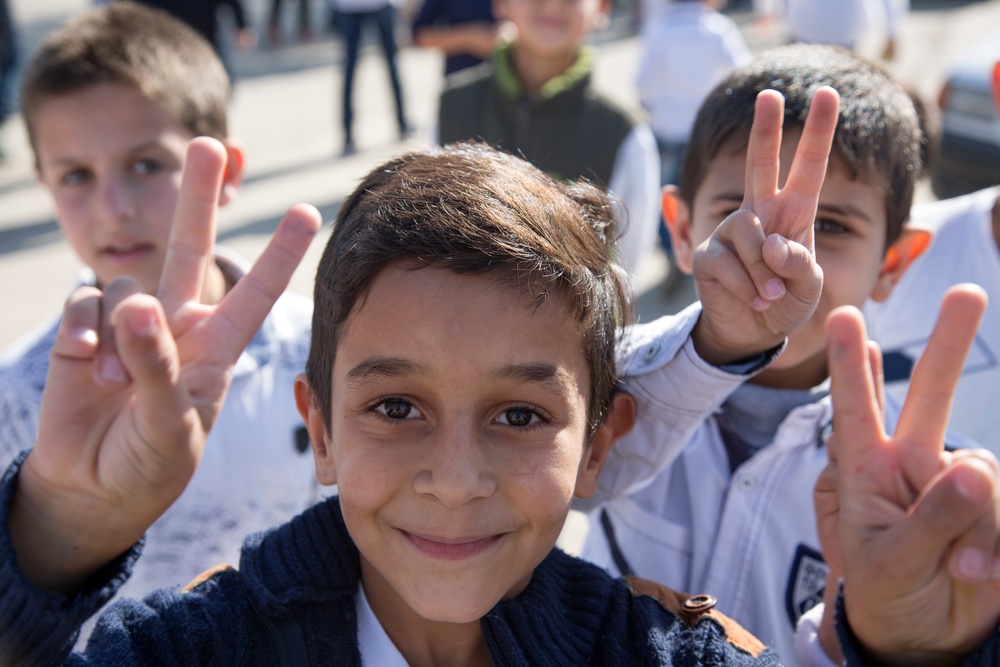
[{"x1": 0, "y1": 452, "x2": 782, "y2": 666}]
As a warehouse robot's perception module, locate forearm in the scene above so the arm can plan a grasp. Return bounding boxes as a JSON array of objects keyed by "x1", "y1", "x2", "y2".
[
  {"x1": 413, "y1": 24, "x2": 495, "y2": 58},
  {"x1": 578, "y1": 303, "x2": 780, "y2": 507}
]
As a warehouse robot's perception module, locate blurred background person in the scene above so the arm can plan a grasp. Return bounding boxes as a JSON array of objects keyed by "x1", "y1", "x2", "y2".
[
  {"x1": 411, "y1": 0, "x2": 496, "y2": 76},
  {"x1": 635, "y1": 0, "x2": 750, "y2": 281},
  {"x1": 753, "y1": 0, "x2": 908, "y2": 61},
  {"x1": 128, "y1": 0, "x2": 257, "y2": 80},
  {"x1": 0, "y1": 0, "x2": 16, "y2": 161},
  {"x1": 329, "y1": 0, "x2": 411, "y2": 156},
  {"x1": 267, "y1": 0, "x2": 316, "y2": 45}
]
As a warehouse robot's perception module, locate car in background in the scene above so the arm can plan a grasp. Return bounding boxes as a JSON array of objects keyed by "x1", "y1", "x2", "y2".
[{"x1": 931, "y1": 33, "x2": 1000, "y2": 199}]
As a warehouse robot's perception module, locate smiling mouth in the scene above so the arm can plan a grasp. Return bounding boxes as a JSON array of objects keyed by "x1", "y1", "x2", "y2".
[{"x1": 402, "y1": 531, "x2": 504, "y2": 561}]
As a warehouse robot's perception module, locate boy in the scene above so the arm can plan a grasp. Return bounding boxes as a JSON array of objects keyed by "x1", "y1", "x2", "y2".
[
  {"x1": 582, "y1": 44, "x2": 949, "y2": 664},
  {"x1": 0, "y1": 4, "x2": 325, "y2": 610},
  {"x1": 2, "y1": 129, "x2": 1000, "y2": 666},
  {"x1": 437, "y1": 0, "x2": 659, "y2": 279}
]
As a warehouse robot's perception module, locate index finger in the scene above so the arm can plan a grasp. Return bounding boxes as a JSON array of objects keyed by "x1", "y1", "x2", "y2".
[
  {"x1": 827, "y1": 305, "x2": 885, "y2": 465},
  {"x1": 893, "y1": 284, "x2": 987, "y2": 463},
  {"x1": 157, "y1": 137, "x2": 228, "y2": 317}
]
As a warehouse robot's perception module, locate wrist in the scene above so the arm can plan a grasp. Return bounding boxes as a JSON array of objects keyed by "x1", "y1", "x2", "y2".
[
  {"x1": 9, "y1": 456, "x2": 139, "y2": 594},
  {"x1": 692, "y1": 314, "x2": 784, "y2": 367}
]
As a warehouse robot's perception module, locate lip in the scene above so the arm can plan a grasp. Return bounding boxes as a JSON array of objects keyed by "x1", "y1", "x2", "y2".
[
  {"x1": 402, "y1": 530, "x2": 504, "y2": 561},
  {"x1": 100, "y1": 242, "x2": 154, "y2": 265}
]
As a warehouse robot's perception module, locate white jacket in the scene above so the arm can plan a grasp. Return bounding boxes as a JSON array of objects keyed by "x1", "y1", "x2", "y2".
[{"x1": 581, "y1": 316, "x2": 927, "y2": 666}]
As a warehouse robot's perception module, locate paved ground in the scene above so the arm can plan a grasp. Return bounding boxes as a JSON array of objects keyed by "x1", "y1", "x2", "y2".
[{"x1": 1, "y1": 0, "x2": 999, "y2": 552}]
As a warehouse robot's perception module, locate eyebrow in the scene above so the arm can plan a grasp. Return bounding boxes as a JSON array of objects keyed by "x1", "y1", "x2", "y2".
[
  {"x1": 344, "y1": 358, "x2": 573, "y2": 392},
  {"x1": 490, "y1": 363, "x2": 574, "y2": 391},
  {"x1": 45, "y1": 140, "x2": 170, "y2": 167},
  {"x1": 711, "y1": 192, "x2": 876, "y2": 226},
  {"x1": 344, "y1": 358, "x2": 427, "y2": 384}
]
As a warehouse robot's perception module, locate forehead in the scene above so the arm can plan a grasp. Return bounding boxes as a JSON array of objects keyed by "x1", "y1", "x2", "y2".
[
  {"x1": 334, "y1": 264, "x2": 589, "y2": 384},
  {"x1": 32, "y1": 82, "x2": 192, "y2": 161}
]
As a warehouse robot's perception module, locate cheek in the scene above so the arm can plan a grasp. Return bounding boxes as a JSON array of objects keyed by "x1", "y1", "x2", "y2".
[{"x1": 499, "y1": 438, "x2": 582, "y2": 512}]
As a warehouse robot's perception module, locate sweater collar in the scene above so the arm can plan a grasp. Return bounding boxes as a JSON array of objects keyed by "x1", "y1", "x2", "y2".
[
  {"x1": 241, "y1": 496, "x2": 616, "y2": 661},
  {"x1": 493, "y1": 41, "x2": 593, "y2": 102}
]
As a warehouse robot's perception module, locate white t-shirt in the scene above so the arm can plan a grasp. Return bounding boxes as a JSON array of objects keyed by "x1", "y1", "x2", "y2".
[
  {"x1": 357, "y1": 584, "x2": 409, "y2": 666},
  {"x1": 864, "y1": 186, "x2": 1000, "y2": 450},
  {"x1": 636, "y1": 2, "x2": 751, "y2": 143},
  {"x1": 753, "y1": 0, "x2": 907, "y2": 49}
]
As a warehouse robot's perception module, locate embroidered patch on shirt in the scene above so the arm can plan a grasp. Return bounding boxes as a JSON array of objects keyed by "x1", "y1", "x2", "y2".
[{"x1": 784, "y1": 544, "x2": 828, "y2": 629}]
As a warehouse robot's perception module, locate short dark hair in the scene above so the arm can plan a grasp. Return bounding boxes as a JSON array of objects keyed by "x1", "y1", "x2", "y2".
[
  {"x1": 680, "y1": 44, "x2": 922, "y2": 248},
  {"x1": 306, "y1": 143, "x2": 632, "y2": 438},
  {"x1": 20, "y1": 4, "x2": 229, "y2": 157}
]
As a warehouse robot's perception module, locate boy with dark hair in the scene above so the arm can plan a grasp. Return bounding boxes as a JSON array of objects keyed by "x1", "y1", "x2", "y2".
[
  {"x1": 582, "y1": 44, "x2": 958, "y2": 665},
  {"x1": 437, "y1": 0, "x2": 659, "y2": 279},
  {"x1": 0, "y1": 4, "x2": 324, "y2": 613},
  {"x1": 2, "y1": 100, "x2": 1000, "y2": 663}
]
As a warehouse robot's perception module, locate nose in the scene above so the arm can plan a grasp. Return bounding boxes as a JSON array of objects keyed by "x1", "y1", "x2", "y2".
[
  {"x1": 97, "y1": 174, "x2": 136, "y2": 224},
  {"x1": 413, "y1": 420, "x2": 497, "y2": 508}
]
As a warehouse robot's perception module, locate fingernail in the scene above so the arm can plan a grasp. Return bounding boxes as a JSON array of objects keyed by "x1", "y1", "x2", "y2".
[
  {"x1": 753, "y1": 296, "x2": 771, "y2": 311},
  {"x1": 774, "y1": 236, "x2": 789, "y2": 265},
  {"x1": 67, "y1": 327, "x2": 98, "y2": 346},
  {"x1": 764, "y1": 279, "x2": 785, "y2": 300},
  {"x1": 129, "y1": 310, "x2": 158, "y2": 337},
  {"x1": 100, "y1": 355, "x2": 128, "y2": 384},
  {"x1": 956, "y1": 548, "x2": 987, "y2": 580}
]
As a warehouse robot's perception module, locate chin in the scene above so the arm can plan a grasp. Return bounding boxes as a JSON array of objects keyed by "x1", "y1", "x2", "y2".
[{"x1": 411, "y1": 598, "x2": 494, "y2": 624}]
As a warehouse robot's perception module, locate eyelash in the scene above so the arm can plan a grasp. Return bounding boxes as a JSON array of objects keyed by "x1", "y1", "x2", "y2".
[
  {"x1": 365, "y1": 397, "x2": 549, "y2": 432},
  {"x1": 495, "y1": 404, "x2": 548, "y2": 432}
]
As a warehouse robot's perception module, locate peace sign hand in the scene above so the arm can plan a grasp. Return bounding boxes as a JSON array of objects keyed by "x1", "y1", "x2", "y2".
[
  {"x1": 9, "y1": 138, "x2": 321, "y2": 594},
  {"x1": 692, "y1": 87, "x2": 837, "y2": 364},
  {"x1": 825, "y1": 285, "x2": 1000, "y2": 664}
]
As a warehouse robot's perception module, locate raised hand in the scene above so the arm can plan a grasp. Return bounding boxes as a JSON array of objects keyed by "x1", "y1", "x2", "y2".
[
  {"x1": 9, "y1": 138, "x2": 321, "y2": 593},
  {"x1": 692, "y1": 87, "x2": 837, "y2": 364},
  {"x1": 823, "y1": 284, "x2": 1000, "y2": 663}
]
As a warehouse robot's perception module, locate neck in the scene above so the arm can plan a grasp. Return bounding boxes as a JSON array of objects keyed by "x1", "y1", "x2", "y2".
[
  {"x1": 510, "y1": 44, "x2": 579, "y2": 96},
  {"x1": 360, "y1": 559, "x2": 491, "y2": 667},
  {"x1": 750, "y1": 350, "x2": 829, "y2": 391}
]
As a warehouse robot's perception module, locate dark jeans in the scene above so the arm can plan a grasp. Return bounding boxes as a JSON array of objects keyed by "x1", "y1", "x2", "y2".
[
  {"x1": 0, "y1": 0, "x2": 17, "y2": 124},
  {"x1": 269, "y1": 0, "x2": 310, "y2": 31},
  {"x1": 335, "y1": 5, "x2": 407, "y2": 142}
]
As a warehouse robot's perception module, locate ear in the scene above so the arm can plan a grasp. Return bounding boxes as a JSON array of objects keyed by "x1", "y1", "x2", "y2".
[
  {"x1": 591, "y1": 0, "x2": 613, "y2": 30},
  {"x1": 662, "y1": 185, "x2": 695, "y2": 274},
  {"x1": 870, "y1": 228, "x2": 932, "y2": 303},
  {"x1": 294, "y1": 373, "x2": 337, "y2": 486},
  {"x1": 575, "y1": 391, "x2": 637, "y2": 499},
  {"x1": 217, "y1": 139, "x2": 246, "y2": 208}
]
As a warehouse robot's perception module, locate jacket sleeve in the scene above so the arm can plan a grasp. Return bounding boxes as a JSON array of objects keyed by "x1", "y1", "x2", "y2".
[
  {"x1": 0, "y1": 452, "x2": 143, "y2": 666},
  {"x1": 574, "y1": 302, "x2": 782, "y2": 510}
]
